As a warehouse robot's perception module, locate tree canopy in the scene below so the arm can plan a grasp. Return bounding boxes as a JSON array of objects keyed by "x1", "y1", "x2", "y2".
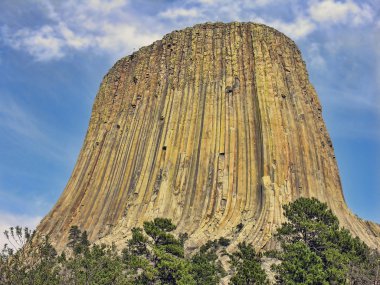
[{"x1": 0, "y1": 198, "x2": 379, "y2": 284}]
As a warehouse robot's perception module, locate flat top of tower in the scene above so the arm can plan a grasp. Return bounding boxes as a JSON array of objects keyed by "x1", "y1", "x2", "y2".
[
  {"x1": 161, "y1": 21, "x2": 297, "y2": 46},
  {"x1": 115, "y1": 21, "x2": 300, "y2": 69}
]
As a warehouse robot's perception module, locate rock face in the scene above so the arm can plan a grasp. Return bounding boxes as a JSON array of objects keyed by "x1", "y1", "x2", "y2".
[{"x1": 38, "y1": 22, "x2": 380, "y2": 251}]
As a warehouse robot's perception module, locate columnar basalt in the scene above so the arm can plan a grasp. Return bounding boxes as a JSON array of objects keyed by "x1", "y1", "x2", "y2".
[{"x1": 38, "y1": 22, "x2": 380, "y2": 251}]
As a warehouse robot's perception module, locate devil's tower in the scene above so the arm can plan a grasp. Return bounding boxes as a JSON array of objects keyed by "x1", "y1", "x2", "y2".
[{"x1": 38, "y1": 22, "x2": 380, "y2": 251}]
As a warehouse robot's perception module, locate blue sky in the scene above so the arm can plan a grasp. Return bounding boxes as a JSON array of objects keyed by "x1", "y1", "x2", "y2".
[{"x1": 0, "y1": 0, "x2": 379, "y2": 246}]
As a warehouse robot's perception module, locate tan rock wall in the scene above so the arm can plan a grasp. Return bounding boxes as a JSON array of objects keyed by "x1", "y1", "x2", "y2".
[{"x1": 37, "y1": 22, "x2": 380, "y2": 251}]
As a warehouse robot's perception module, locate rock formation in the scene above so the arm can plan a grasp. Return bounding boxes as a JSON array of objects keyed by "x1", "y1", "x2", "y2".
[{"x1": 37, "y1": 22, "x2": 380, "y2": 251}]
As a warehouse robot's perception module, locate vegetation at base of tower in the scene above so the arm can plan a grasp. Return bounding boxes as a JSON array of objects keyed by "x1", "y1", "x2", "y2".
[
  {"x1": 0, "y1": 198, "x2": 379, "y2": 284},
  {"x1": 271, "y1": 197, "x2": 380, "y2": 284},
  {"x1": 0, "y1": 232, "x2": 60, "y2": 285},
  {"x1": 229, "y1": 242, "x2": 269, "y2": 284}
]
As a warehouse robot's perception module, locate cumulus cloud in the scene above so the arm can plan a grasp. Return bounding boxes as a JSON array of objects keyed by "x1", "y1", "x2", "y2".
[
  {"x1": 196, "y1": 0, "x2": 216, "y2": 4},
  {"x1": 3, "y1": 0, "x2": 325, "y2": 62},
  {"x1": 309, "y1": 0, "x2": 374, "y2": 25},
  {"x1": 0, "y1": 95, "x2": 43, "y2": 139},
  {"x1": 263, "y1": 17, "x2": 316, "y2": 39},
  {"x1": 1, "y1": 0, "x2": 161, "y2": 61},
  {"x1": 94, "y1": 23, "x2": 157, "y2": 53},
  {"x1": 159, "y1": 8, "x2": 200, "y2": 19},
  {"x1": 0, "y1": 0, "x2": 377, "y2": 62},
  {"x1": 307, "y1": 43, "x2": 327, "y2": 69},
  {"x1": 193, "y1": 0, "x2": 274, "y2": 7},
  {"x1": 0, "y1": 94, "x2": 79, "y2": 163},
  {"x1": 2, "y1": 26, "x2": 64, "y2": 61},
  {"x1": 158, "y1": 0, "x2": 316, "y2": 39},
  {"x1": 0, "y1": 212, "x2": 41, "y2": 249}
]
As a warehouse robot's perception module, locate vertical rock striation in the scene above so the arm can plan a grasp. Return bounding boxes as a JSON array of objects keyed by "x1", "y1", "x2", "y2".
[{"x1": 38, "y1": 22, "x2": 380, "y2": 251}]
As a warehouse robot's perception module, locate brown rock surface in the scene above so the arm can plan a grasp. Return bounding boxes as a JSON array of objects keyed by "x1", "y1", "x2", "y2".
[{"x1": 37, "y1": 22, "x2": 380, "y2": 251}]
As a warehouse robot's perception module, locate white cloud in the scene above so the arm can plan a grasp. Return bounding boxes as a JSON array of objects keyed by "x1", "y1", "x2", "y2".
[
  {"x1": 160, "y1": 1, "x2": 315, "y2": 39},
  {"x1": 83, "y1": 0, "x2": 126, "y2": 14},
  {"x1": 307, "y1": 43, "x2": 326, "y2": 69},
  {"x1": 309, "y1": 0, "x2": 374, "y2": 25},
  {"x1": 57, "y1": 23, "x2": 91, "y2": 50},
  {"x1": 0, "y1": 94, "x2": 80, "y2": 163},
  {"x1": 1, "y1": 0, "x2": 376, "y2": 61},
  {"x1": 95, "y1": 23, "x2": 161, "y2": 55},
  {"x1": 328, "y1": 90, "x2": 380, "y2": 112},
  {"x1": 0, "y1": 212, "x2": 41, "y2": 250},
  {"x1": 1, "y1": 0, "x2": 161, "y2": 61},
  {"x1": 3, "y1": 25, "x2": 64, "y2": 61},
  {"x1": 179, "y1": 0, "x2": 275, "y2": 24},
  {"x1": 196, "y1": 0, "x2": 216, "y2": 4},
  {"x1": 264, "y1": 17, "x2": 316, "y2": 39},
  {"x1": 0, "y1": 95, "x2": 43, "y2": 139},
  {"x1": 159, "y1": 8, "x2": 200, "y2": 19},
  {"x1": 193, "y1": 0, "x2": 274, "y2": 7}
]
